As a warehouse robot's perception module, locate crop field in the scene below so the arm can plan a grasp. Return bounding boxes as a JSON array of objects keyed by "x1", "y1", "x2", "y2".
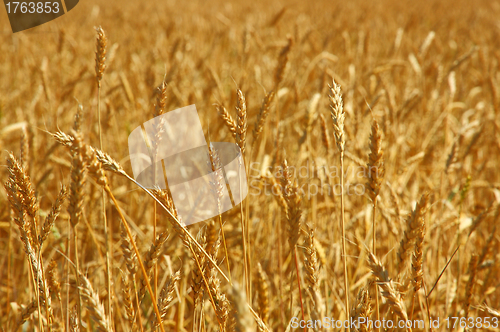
[{"x1": 1, "y1": 0, "x2": 500, "y2": 331}]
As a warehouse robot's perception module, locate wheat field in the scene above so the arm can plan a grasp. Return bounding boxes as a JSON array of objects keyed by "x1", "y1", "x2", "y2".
[{"x1": 1, "y1": 0, "x2": 500, "y2": 331}]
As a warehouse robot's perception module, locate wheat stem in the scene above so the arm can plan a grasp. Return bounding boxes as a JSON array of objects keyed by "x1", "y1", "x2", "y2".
[{"x1": 103, "y1": 185, "x2": 166, "y2": 332}]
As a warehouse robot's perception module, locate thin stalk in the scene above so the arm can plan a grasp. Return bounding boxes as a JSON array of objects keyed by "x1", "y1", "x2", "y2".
[
  {"x1": 132, "y1": 278, "x2": 144, "y2": 332},
  {"x1": 154, "y1": 202, "x2": 158, "y2": 301},
  {"x1": 73, "y1": 228, "x2": 83, "y2": 331},
  {"x1": 410, "y1": 293, "x2": 416, "y2": 320},
  {"x1": 277, "y1": 209, "x2": 285, "y2": 329},
  {"x1": 218, "y1": 214, "x2": 231, "y2": 282},
  {"x1": 29, "y1": 258, "x2": 43, "y2": 332},
  {"x1": 373, "y1": 199, "x2": 380, "y2": 326},
  {"x1": 245, "y1": 170, "x2": 252, "y2": 300},
  {"x1": 340, "y1": 155, "x2": 350, "y2": 332},
  {"x1": 65, "y1": 218, "x2": 70, "y2": 331},
  {"x1": 97, "y1": 83, "x2": 112, "y2": 324},
  {"x1": 38, "y1": 253, "x2": 52, "y2": 332},
  {"x1": 293, "y1": 245, "x2": 306, "y2": 332},
  {"x1": 239, "y1": 156, "x2": 250, "y2": 299},
  {"x1": 6, "y1": 216, "x2": 11, "y2": 327},
  {"x1": 240, "y1": 201, "x2": 249, "y2": 297}
]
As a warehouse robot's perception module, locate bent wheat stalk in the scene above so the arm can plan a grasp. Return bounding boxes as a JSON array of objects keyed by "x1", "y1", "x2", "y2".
[{"x1": 50, "y1": 130, "x2": 230, "y2": 283}]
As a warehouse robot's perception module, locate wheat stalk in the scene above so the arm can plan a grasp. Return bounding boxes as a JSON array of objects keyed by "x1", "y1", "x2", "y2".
[
  {"x1": 94, "y1": 26, "x2": 112, "y2": 323},
  {"x1": 366, "y1": 118, "x2": 384, "y2": 323},
  {"x1": 329, "y1": 80, "x2": 350, "y2": 329}
]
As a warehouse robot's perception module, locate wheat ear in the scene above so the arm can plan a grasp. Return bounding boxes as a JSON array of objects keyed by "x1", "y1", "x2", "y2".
[
  {"x1": 350, "y1": 286, "x2": 373, "y2": 332},
  {"x1": 255, "y1": 263, "x2": 270, "y2": 325},
  {"x1": 464, "y1": 254, "x2": 478, "y2": 319},
  {"x1": 397, "y1": 193, "x2": 430, "y2": 273},
  {"x1": 46, "y1": 260, "x2": 62, "y2": 315},
  {"x1": 17, "y1": 301, "x2": 38, "y2": 328},
  {"x1": 410, "y1": 214, "x2": 426, "y2": 319},
  {"x1": 95, "y1": 26, "x2": 107, "y2": 87},
  {"x1": 121, "y1": 275, "x2": 136, "y2": 330},
  {"x1": 215, "y1": 103, "x2": 237, "y2": 140},
  {"x1": 138, "y1": 231, "x2": 169, "y2": 303},
  {"x1": 274, "y1": 36, "x2": 293, "y2": 87},
  {"x1": 236, "y1": 89, "x2": 248, "y2": 155},
  {"x1": 303, "y1": 225, "x2": 325, "y2": 318},
  {"x1": 474, "y1": 304, "x2": 500, "y2": 318},
  {"x1": 119, "y1": 223, "x2": 143, "y2": 330},
  {"x1": 252, "y1": 89, "x2": 276, "y2": 147},
  {"x1": 153, "y1": 270, "x2": 181, "y2": 330},
  {"x1": 367, "y1": 252, "x2": 410, "y2": 328},
  {"x1": 39, "y1": 186, "x2": 67, "y2": 246},
  {"x1": 280, "y1": 159, "x2": 306, "y2": 329},
  {"x1": 208, "y1": 268, "x2": 231, "y2": 331},
  {"x1": 69, "y1": 307, "x2": 80, "y2": 332},
  {"x1": 78, "y1": 273, "x2": 111, "y2": 332}
]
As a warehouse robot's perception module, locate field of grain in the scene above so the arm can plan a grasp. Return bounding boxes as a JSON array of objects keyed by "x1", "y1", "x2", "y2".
[{"x1": 1, "y1": 0, "x2": 500, "y2": 331}]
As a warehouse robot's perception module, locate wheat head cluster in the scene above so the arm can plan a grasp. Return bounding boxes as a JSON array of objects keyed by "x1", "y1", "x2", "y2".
[{"x1": 1, "y1": 0, "x2": 500, "y2": 331}]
